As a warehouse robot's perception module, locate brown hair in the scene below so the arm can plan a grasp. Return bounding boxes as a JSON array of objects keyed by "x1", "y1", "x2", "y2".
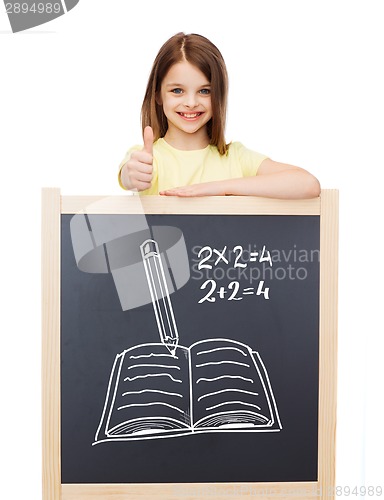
[{"x1": 141, "y1": 33, "x2": 229, "y2": 155}]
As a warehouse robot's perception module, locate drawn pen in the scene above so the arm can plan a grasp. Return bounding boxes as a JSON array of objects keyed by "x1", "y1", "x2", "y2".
[{"x1": 140, "y1": 239, "x2": 179, "y2": 356}]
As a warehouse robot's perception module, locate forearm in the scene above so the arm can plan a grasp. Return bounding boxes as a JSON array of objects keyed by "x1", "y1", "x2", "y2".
[{"x1": 220, "y1": 169, "x2": 321, "y2": 199}]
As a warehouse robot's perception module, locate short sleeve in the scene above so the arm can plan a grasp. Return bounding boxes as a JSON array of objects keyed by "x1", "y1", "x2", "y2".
[{"x1": 233, "y1": 142, "x2": 269, "y2": 177}]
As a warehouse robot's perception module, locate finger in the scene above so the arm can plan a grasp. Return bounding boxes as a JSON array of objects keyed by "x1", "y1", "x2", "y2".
[
  {"x1": 135, "y1": 172, "x2": 152, "y2": 183},
  {"x1": 142, "y1": 126, "x2": 154, "y2": 155},
  {"x1": 137, "y1": 181, "x2": 152, "y2": 191},
  {"x1": 130, "y1": 150, "x2": 153, "y2": 165},
  {"x1": 160, "y1": 188, "x2": 184, "y2": 197},
  {"x1": 132, "y1": 159, "x2": 153, "y2": 173}
]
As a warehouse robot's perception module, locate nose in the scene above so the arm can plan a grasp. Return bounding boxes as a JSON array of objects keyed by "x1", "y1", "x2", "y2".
[{"x1": 184, "y1": 92, "x2": 198, "y2": 108}]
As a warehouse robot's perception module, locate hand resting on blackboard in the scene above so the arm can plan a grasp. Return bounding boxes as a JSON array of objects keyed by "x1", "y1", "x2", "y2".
[
  {"x1": 159, "y1": 159, "x2": 320, "y2": 199},
  {"x1": 118, "y1": 33, "x2": 320, "y2": 200}
]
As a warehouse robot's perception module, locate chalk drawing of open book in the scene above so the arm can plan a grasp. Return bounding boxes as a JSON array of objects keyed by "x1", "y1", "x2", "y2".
[
  {"x1": 93, "y1": 239, "x2": 282, "y2": 444},
  {"x1": 94, "y1": 338, "x2": 282, "y2": 443}
]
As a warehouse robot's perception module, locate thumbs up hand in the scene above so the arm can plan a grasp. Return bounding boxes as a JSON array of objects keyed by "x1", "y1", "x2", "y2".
[{"x1": 120, "y1": 126, "x2": 154, "y2": 191}]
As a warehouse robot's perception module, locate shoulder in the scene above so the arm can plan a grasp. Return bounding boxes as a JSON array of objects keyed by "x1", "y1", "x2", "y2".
[
  {"x1": 227, "y1": 141, "x2": 268, "y2": 164},
  {"x1": 228, "y1": 141, "x2": 265, "y2": 155},
  {"x1": 226, "y1": 142, "x2": 269, "y2": 176},
  {"x1": 204, "y1": 142, "x2": 246, "y2": 159},
  {"x1": 227, "y1": 141, "x2": 245, "y2": 152}
]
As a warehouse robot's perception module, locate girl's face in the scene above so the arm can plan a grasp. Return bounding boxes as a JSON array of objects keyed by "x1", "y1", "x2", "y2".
[{"x1": 158, "y1": 60, "x2": 212, "y2": 148}]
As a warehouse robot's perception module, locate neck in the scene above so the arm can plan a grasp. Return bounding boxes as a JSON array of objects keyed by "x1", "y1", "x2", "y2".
[{"x1": 163, "y1": 127, "x2": 210, "y2": 151}]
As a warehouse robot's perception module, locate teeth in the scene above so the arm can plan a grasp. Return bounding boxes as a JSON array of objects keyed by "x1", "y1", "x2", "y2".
[{"x1": 179, "y1": 113, "x2": 201, "y2": 118}]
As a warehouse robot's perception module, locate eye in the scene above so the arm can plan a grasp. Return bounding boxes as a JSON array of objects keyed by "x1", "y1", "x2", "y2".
[
  {"x1": 171, "y1": 88, "x2": 183, "y2": 94},
  {"x1": 199, "y1": 88, "x2": 211, "y2": 95}
]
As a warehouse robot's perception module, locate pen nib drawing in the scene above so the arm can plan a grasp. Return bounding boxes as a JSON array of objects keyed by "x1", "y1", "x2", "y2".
[{"x1": 140, "y1": 239, "x2": 180, "y2": 356}]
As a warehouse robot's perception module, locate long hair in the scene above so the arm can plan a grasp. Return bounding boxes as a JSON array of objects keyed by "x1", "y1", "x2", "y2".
[{"x1": 141, "y1": 33, "x2": 229, "y2": 155}]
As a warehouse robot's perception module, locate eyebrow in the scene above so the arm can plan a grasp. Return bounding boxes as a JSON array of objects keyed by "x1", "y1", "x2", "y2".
[{"x1": 165, "y1": 83, "x2": 211, "y2": 88}]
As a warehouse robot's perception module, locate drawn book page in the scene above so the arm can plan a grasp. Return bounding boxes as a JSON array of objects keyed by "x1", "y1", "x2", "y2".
[
  {"x1": 95, "y1": 343, "x2": 192, "y2": 443},
  {"x1": 94, "y1": 339, "x2": 281, "y2": 444},
  {"x1": 190, "y1": 339, "x2": 281, "y2": 431}
]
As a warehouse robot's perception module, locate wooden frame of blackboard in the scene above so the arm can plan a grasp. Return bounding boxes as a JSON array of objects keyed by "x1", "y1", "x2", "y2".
[{"x1": 42, "y1": 189, "x2": 338, "y2": 500}]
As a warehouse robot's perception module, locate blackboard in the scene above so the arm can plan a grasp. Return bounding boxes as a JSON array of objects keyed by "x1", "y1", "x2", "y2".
[{"x1": 42, "y1": 192, "x2": 338, "y2": 500}]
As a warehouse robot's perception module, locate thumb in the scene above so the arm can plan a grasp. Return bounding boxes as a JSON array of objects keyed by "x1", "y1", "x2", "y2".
[{"x1": 143, "y1": 126, "x2": 154, "y2": 154}]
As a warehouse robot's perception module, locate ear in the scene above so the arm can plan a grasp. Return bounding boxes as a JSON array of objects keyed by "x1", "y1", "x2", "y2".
[{"x1": 155, "y1": 91, "x2": 162, "y2": 106}]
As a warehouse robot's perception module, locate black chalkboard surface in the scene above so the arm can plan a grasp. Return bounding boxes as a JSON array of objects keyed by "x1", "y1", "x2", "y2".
[{"x1": 61, "y1": 212, "x2": 320, "y2": 484}]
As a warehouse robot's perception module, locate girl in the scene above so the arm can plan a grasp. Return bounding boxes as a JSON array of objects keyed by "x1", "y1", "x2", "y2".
[{"x1": 119, "y1": 33, "x2": 320, "y2": 199}]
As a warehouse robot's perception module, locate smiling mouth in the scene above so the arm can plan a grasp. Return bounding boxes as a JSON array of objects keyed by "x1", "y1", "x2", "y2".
[{"x1": 177, "y1": 112, "x2": 203, "y2": 119}]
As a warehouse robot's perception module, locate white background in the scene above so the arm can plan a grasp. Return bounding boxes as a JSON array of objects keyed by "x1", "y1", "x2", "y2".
[{"x1": 1, "y1": 0, "x2": 383, "y2": 497}]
